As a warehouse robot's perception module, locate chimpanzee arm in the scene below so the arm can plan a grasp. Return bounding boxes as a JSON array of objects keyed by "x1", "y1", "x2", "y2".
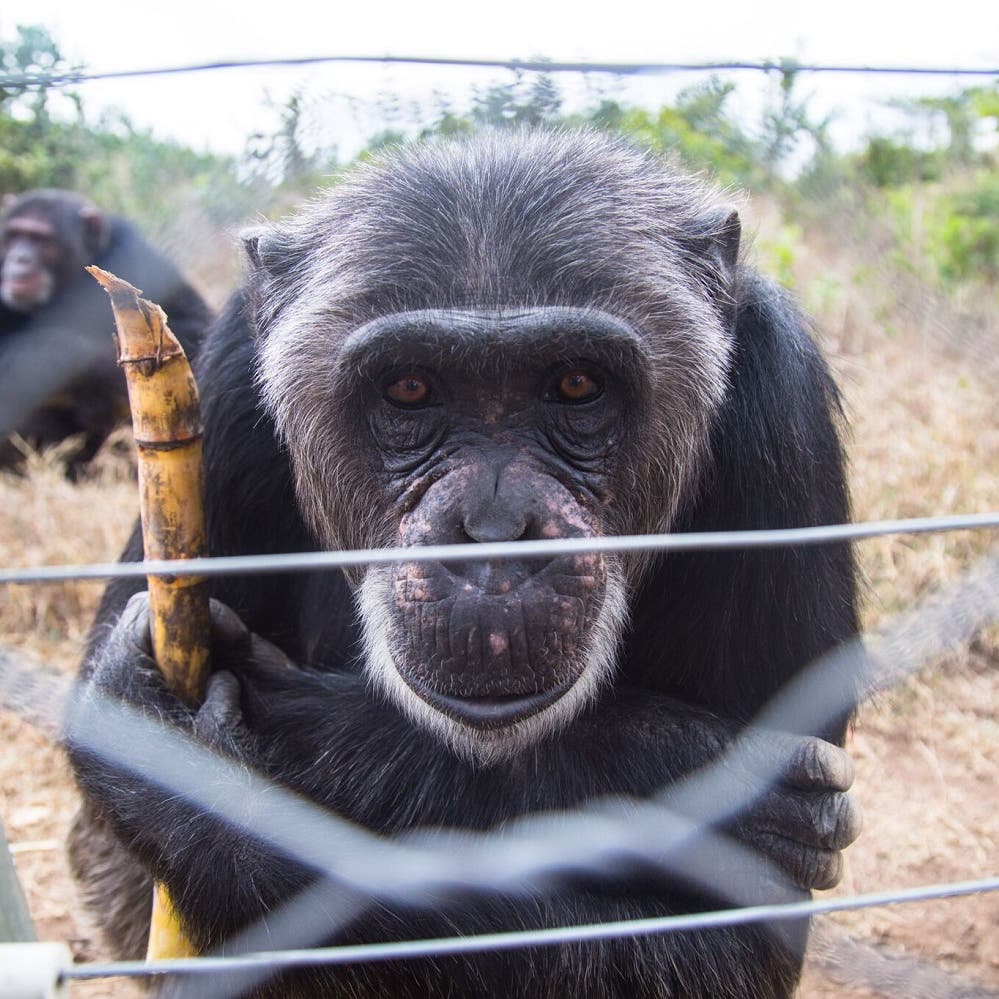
[
  {"x1": 67, "y1": 594, "x2": 859, "y2": 955},
  {"x1": 0, "y1": 291, "x2": 115, "y2": 438}
]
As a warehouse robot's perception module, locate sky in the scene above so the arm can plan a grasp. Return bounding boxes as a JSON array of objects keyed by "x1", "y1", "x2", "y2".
[{"x1": 1, "y1": 0, "x2": 997, "y2": 158}]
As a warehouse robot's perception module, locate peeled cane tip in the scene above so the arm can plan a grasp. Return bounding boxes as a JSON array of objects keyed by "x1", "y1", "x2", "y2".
[
  {"x1": 87, "y1": 264, "x2": 143, "y2": 306},
  {"x1": 87, "y1": 265, "x2": 180, "y2": 366}
]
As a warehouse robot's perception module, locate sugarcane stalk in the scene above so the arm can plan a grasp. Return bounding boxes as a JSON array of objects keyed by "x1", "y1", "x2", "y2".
[{"x1": 89, "y1": 266, "x2": 208, "y2": 959}]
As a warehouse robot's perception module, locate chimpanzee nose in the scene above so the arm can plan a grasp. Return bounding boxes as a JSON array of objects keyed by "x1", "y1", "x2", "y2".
[
  {"x1": 447, "y1": 465, "x2": 553, "y2": 589},
  {"x1": 463, "y1": 506, "x2": 529, "y2": 544},
  {"x1": 460, "y1": 467, "x2": 537, "y2": 544}
]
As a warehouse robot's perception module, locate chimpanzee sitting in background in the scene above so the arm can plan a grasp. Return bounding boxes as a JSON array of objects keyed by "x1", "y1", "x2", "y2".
[
  {"x1": 69, "y1": 131, "x2": 862, "y2": 998},
  {"x1": 0, "y1": 189, "x2": 212, "y2": 475}
]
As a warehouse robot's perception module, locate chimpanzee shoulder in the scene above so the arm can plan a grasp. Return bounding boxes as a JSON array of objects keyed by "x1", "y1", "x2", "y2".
[{"x1": 68, "y1": 131, "x2": 861, "y2": 998}]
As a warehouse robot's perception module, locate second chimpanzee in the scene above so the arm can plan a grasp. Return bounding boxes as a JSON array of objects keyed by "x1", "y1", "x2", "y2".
[
  {"x1": 69, "y1": 131, "x2": 862, "y2": 998},
  {"x1": 0, "y1": 189, "x2": 212, "y2": 474}
]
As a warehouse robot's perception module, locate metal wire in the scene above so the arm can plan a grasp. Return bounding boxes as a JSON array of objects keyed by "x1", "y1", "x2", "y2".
[
  {"x1": 3, "y1": 56, "x2": 999, "y2": 91},
  {"x1": 0, "y1": 552, "x2": 994, "y2": 984},
  {"x1": 0, "y1": 40, "x2": 996, "y2": 997},
  {"x1": 31, "y1": 546, "x2": 993, "y2": 986},
  {"x1": 64, "y1": 877, "x2": 999, "y2": 981},
  {"x1": 1, "y1": 512, "x2": 997, "y2": 586}
]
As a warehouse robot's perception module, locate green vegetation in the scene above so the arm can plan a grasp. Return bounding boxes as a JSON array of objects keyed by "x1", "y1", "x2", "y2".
[
  {"x1": 1, "y1": 23, "x2": 997, "y2": 302},
  {"x1": 0, "y1": 25, "x2": 263, "y2": 238}
]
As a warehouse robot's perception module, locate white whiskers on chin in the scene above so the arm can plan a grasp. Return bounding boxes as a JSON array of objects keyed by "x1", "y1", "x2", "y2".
[{"x1": 357, "y1": 563, "x2": 630, "y2": 766}]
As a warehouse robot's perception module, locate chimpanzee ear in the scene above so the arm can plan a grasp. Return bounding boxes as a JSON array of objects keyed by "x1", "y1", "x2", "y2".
[
  {"x1": 695, "y1": 207, "x2": 741, "y2": 328},
  {"x1": 241, "y1": 226, "x2": 288, "y2": 339},
  {"x1": 241, "y1": 225, "x2": 281, "y2": 274},
  {"x1": 702, "y1": 207, "x2": 741, "y2": 274},
  {"x1": 241, "y1": 226, "x2": 266, "y2": 268},
  {"x1": 79, "y1": 205, "x2": 110, "y2": 255}
]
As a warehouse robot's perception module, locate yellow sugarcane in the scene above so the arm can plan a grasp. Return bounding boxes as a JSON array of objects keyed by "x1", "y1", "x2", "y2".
[{"x1": 89, "y1": 266, "x2": 209, "y2": 960}]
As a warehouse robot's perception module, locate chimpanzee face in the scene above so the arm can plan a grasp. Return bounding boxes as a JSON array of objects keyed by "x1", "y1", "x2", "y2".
[
  {"x1": 341, "y1": 307, "x2": 645, "y2": 759},
  {"x1": 248, "y1": 133, "x2": 740, "y2": 761},
  {"x1": 0, "y1": 195, "x2": 108, "y2": 314},
  {"x1": 0, "y1": 214, "x2": 59, "y2": 312}
]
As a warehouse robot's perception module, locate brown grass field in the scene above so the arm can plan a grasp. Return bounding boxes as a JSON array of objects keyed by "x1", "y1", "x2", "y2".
[{"x1": 0, "y1": 215, "x2": 996, "y2": 996}]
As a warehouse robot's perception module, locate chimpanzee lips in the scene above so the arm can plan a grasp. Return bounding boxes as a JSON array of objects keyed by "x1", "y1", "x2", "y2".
[
  {"x1": 402, "y1": 676, "x2": 575, "y2": 729},
  {"x1": 388, "y1": 553, "x2": 606, "y2": 726},
  {"x1": 2, "y1": 274, "x2": 49, "y2": 309}
]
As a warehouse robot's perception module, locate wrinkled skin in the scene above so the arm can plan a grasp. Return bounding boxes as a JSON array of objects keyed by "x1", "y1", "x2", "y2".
[
  {"x1": 353, "y1": 326, "x2": 636, "y2": 740},
  {"x1": 67, "y1": 132, "x2": 862, "y2": 998}
]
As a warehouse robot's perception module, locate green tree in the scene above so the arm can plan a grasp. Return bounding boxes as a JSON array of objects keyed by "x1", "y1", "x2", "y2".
[
  {"x1": 0, "y1": 24, "x2": 91, "y2": 191},
  {"x1": 758, "y1": 61, "x2": 833, "y2": 176},
  {"x1": 573, "y1": 80, "x2": 762, "y2": 188},
  {"x1": 855, "y1": 136, "x2": 940, "y2": 187},
  {"x1": 467, "y1": 70, "x2": 564, "y2": 128},
  {"x1": 0, "y1": 23, "x2": 262, "y2": 250},
  {"x1": 0, "y1": 23, "x2": 77, "y2": 114}
]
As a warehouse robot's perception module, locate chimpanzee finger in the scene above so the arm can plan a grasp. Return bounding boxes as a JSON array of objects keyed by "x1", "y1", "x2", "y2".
[
  {"x1": 735, "y1": 729, "x2": 855, "y2": 792},
  {"x1": 207, "y1": 598, "x2": 296, "y2": 681},
  {"x1": 117, "y1": 590, "x2": 154, "y2": 658},
  {"x1": 195, "y1": 671, "x2": 243, "y2": 738},
  {"x1": 782, "y1": 737, "x2": 855, "y2": 792},
  {"x1": 753, "y1": 786, "x2": 863, "y2": 853},
  {"x1": 193, "y1": 670, "x2": 258, "y2": 758},
  {"x1": 208, "y1": 598, "x2": 253, "y2": 656},
  {"x1": 756, "y1": 832, "x2": 845, "y2": 892}
]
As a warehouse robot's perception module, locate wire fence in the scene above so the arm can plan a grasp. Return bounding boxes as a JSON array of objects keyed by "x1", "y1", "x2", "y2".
[
  {"x1": 3, "y1": 55, "x2": 999, "y2": 91},
  {"x1": 0, "y1": 42, "x2": 997, "y2": 999},
  {"x1": 1, "y1": 514, "x2": 998, "y2": 587},
  {"x1": 1, "y1": 524, "x2": 997, "y2": 995}
]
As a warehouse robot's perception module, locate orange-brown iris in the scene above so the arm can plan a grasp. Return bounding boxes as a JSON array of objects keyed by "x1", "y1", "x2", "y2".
[
  {"x1": 556, "y1": 370, "x2": 601, "y2": 403},
  {"x1": 386, "y1": 374, "x2": 430, "y2": 406}
]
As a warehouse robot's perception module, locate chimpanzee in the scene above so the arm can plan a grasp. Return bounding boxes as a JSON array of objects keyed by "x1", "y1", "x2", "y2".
[
  {"x1": 67, "y1": 131, "x2": 862, "y2": 998},
  {"x1": 0, "y1": 189, "x2": 212, "y2": 474}
]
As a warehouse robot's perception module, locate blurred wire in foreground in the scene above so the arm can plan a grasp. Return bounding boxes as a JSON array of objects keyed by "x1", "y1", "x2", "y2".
[
  {"x1": 0, "y1": 546, "x2": 994, "y2": 990},
  {"x1": 62, "y1": 878, "x2": 998, "y2": 984}
]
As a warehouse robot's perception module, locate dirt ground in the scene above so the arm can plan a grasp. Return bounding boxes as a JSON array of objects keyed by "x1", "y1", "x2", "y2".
[{"x1": 0, "y1": 327, "x2": 996, "y2": 996}]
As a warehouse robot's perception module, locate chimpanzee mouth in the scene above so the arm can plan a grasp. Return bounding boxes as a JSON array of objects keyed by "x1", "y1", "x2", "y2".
[{"x1": 401, "y1": 675, "x2": 575, "y2": 729}]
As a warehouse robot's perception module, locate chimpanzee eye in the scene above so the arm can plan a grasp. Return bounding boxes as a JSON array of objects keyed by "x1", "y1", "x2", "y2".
[
  {"x1": 550, "y1": 368, "x2": 603, "y2": 404},
  {"x1": 385, "y1": 373, "x2": 432, "y2": 407}
]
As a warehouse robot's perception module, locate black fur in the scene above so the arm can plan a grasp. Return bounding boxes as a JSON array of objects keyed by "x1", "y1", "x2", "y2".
[
  {"x1": 68, "y1": 132, "x2": 860, "y2": 997},
  {"x1": 0, "y1": 189, "x2": 212, "y2": 473}
]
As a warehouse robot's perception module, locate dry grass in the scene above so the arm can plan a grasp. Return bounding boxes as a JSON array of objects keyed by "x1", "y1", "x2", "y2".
[
  {"x1": 0, "y1": 439, "x2": 141, "y2": 997},
  {"x1": 778, "y1": 207, "x2": 999, "y2": 997},
  {"x1": 0, "y1": 436, "x2": 138, "y2": 665},
  {"x1": 0, "y1": 225, "x2": 996, "y2": 996}
]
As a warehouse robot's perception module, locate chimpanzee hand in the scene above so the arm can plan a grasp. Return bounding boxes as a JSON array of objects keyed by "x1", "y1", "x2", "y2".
[
  {"x1": 66, "y1": 592, "x2": 329, "y2": 952},
  {"x1": 75, "y1": 591, "x2": 295, "y2": 763},
  {"x1": 590, "y1": 690, "x2": 861, "y2": 898},
  {"x1": 732, "y1": 728, "x2": 862, "y2": 889},
  {"x1": 689, "y1": 721, "x2": 862, "y2": 894},
  {"x1": 77, "y1": 590, "x2": 196, "y2": 727}
]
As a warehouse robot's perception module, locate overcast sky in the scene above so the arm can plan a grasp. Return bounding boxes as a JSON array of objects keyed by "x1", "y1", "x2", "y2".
[{"x1": 2, "y1": 0, "x2": 996, "y2": 157}]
